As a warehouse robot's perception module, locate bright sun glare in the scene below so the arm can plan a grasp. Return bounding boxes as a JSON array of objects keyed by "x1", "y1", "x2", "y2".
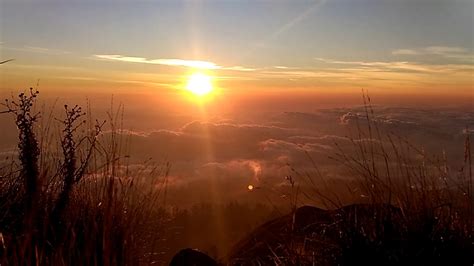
[{"x1": 186, "y1": 73, "x2": 213, "y2": 96}]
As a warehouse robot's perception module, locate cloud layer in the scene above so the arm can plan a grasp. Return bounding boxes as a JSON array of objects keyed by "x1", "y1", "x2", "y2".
[
  {"x1": 96, "y1": 106, "x2": 472, "y2": 204},
  {"x1": 0, "y1": 102, "x2": 472, "y2": 205}
]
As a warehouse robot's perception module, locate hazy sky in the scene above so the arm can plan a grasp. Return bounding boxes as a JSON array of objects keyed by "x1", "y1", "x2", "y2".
[{"x1": 0, "y1": 0, "x2": 473, "y2": 99}]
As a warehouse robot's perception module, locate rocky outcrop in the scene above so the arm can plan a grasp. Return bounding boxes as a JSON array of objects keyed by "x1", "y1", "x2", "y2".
[{"x1": 227, "y1": 204, "x2": 403, "y2": 265}]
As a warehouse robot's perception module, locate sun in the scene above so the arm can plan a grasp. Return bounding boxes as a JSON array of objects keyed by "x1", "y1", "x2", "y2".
[{"x1": 186, "y1": 73, "x2": 213, "y2": 96}]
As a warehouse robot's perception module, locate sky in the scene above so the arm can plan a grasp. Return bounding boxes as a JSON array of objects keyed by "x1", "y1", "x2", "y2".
[
  {"x1": 0, "y1": 0, "x2": 473, "y2": 101},
  {"x1": 0, "y1": 0, "x2": 473, "y2": 206}
]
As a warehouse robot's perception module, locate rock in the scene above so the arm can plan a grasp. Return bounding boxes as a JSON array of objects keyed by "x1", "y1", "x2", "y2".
[{"x1": 169, "y1": 248, "x2": 218, "y2": 266}]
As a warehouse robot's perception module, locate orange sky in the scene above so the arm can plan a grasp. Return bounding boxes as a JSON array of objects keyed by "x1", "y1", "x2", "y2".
[{"x1": 0, "y1": 0, "x2": 473, "y2": 107}]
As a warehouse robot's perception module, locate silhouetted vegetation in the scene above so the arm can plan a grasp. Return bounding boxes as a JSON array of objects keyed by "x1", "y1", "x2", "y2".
[{"x1": 0, "y1": 89, "x2": 167, "y2": 265}]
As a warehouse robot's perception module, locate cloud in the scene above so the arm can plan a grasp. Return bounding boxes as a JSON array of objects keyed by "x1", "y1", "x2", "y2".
[
  {"x1": 306, "y1": 46, "x2": 473, "y2": 85},
  {"x1": 314, "y1": 57, "x2": 474, "y2": 74},
  {"x1": 94, "y1": 54, "x2": 261, "y2": 73},
  {"x1": 121, "y1": 106, "x2": 470, "y2": 162},
  {"x1": 316, "y1": 57, "x2": 422, "y2": 70},
  {"x1": 424, "y1": 46, "x2": 468, "y2": 55},
  {"x1": 3, "y1": 45, "x2": 70, "y2": 55},
  {"x1": 94, "y1": 54, "x2": 220, "y2": 69},
  {"x1": 143, "y1": 107, "x2": 472, "y2": 205},
  {"x1": 1, "y1": 104, "x2": 472, "y2": 204},
  {"x1": 392, "y1": 46, "x2": 473, "y2": 62},
  {"x1": 391, "y1": 49, "x2": 420, "y2": 55},
  {"x1": 199, "y1": 160, "x2": 263, "y2": 181},
  {"x1": 53, "y1": 75, "x2": 176, "y2": 87},
  {"x1": 222, "y1": 66, "x2": 257, "y2": 72}
]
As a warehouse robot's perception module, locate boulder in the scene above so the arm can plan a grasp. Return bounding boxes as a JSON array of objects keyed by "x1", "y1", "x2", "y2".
[{"x1": 169, "y1": 248, "x2": 218, "y2": 266}]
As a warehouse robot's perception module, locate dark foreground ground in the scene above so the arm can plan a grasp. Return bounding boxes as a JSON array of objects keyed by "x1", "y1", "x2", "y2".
[{"x1": 170, "y1": 204, "x2": 473, "y2": 266}]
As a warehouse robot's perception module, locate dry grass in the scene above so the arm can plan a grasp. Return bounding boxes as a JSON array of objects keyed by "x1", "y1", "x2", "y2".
[
  {"x1": 0, "y1": 89, "x2": 168, "y2": 265},
  {"x1": 285, "y1": 92, "x2": 474, "y2": 265}
]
